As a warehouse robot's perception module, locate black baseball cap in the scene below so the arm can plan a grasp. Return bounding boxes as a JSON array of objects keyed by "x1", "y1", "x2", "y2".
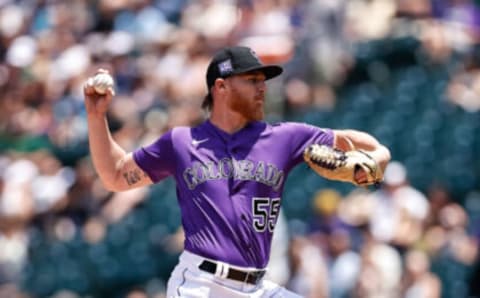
[{"x1": 202, "y1": 46, "x2": 283, "y2": 109}]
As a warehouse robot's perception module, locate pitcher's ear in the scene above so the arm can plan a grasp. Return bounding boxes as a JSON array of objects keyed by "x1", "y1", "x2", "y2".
[{"x1": 214, "y1": 78, "x2": 227, "y2": 90}]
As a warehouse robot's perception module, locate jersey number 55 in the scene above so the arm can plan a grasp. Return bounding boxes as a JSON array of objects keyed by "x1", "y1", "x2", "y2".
[{"x1": 252, "y1": 197, "x2": 281, "y2": 233}]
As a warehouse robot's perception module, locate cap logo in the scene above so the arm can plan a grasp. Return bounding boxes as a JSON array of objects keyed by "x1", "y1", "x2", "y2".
[
  {"x1": 218, "y1": 59, "x2": 233, "y2": 75},
  {"x1": 249, "y1": 49, "x2": 261, "y2": 63}
]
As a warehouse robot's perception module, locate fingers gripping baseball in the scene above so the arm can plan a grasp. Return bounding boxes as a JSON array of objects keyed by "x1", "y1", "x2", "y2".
[
  {"x1": 303, "y1": 144, "x2": 383, "y2": 186},
  {"x1": 84, "y1": 69, "x2": 115, "y2": 116}
]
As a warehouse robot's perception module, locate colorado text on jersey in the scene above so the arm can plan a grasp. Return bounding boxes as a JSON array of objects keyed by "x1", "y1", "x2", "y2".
[{"x1": 182, "y1": 158, "x2": 284, "y2": 191}]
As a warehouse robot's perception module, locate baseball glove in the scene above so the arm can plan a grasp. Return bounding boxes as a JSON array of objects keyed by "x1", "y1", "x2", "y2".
[{"x1": 303, "y1": 144, "x2": 383, "y2": 186}]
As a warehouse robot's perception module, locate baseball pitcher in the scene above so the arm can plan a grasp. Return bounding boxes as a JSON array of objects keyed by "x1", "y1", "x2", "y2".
[{"x1": 84, "y1": 46, "x2": 390, "y2": 297}]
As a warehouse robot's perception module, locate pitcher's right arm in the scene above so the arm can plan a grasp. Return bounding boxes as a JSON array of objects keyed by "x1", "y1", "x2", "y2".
[{"x1": 84, "y1": 70, "x2": 153, "y2": 192}]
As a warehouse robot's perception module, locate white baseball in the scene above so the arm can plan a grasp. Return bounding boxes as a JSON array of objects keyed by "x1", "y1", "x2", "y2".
[{"x1": 92, "y1": 73, "x2": 114, "y2": 94}]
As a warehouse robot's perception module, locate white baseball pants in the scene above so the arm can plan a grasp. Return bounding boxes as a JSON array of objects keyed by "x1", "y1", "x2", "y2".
[{"x1": 166, "y1": 251, "x2": 303, "y2": 298}]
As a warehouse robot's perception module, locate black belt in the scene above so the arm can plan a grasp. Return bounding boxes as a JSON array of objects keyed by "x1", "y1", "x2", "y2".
[{"x1": 198, "y1": 260, "x2": 266, "y2": 285}]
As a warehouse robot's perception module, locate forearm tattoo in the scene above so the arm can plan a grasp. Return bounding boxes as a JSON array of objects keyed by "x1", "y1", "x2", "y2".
[{"x1": 123, "y1": 169, "x2": 147, "y2": 185}]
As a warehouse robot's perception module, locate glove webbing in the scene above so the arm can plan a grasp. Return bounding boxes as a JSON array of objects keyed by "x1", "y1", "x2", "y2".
[{"x1": 306, "y1": 145, "x2": 347, "y2": 170}]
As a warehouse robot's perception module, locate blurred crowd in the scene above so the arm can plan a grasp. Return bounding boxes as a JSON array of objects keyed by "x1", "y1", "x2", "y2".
[
  {"x1": 281, "y1": 162, "x2": 479, "y2": 298},
  {"x1": 1, "y1": 0, "x2": 480, "y2": 297}
]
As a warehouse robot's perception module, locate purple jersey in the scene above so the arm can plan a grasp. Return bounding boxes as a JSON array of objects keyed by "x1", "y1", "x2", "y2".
[{"x1": 133, "y1": 120, "x2": 333, "y2": 268}]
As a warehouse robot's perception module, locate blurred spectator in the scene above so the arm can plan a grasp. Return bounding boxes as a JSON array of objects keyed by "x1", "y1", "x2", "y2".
[
  {"x1": 367, "y1": 161, "x2": 430, "y2": 249},
  {"x1": 354, "y1": 226, "x2": 402, "y2": 298},
  {"x1": 424, "y1": 184, "x2": 453, "y2": 228},
  {"x1": 326, "y1": 226, "x2": 361, "y2": 298},
  {"x1": 345, "y1": 0, "x2": 397, "y2": 41},
  {"x1": 437, "y1": 204, "x2": 477, "y2": 265},
  {"x1": 446, "y1": 65, "x2": 480, "y2": 112},
  {"x1": 308, "y1": 189, "x2": 350, "y2": 236},
  {"x1": 337, "y1": 189, "x2": 373, "y2": 228},
  {"x1": 287, "y1": 236, "x2": 329, "y2": 298},
  {"x1": 400, "y1": 249, "x2": 441, "y2": 298},
  {"x1": 126, "y1": 287, "x2": 148, "y2": 298},
  {"x1": 396, "y1": 0, "x2": 432, "y2": 18},
  {"x1": 306, "y1": 189, "x2": 361, "y2": 297}
]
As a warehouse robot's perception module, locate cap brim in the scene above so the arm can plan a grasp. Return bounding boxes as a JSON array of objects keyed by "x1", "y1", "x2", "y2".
[{"x1": 234, "y1": 65, "x2": 283, "y2": 80}]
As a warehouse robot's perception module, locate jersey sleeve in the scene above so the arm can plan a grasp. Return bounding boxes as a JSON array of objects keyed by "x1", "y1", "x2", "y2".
[
  {"x1": 133, "y1": 130, "x2": 176, "y2": 183},
  {"x1": 283, "y1": 122, "x2": 334, "y2": 166}
]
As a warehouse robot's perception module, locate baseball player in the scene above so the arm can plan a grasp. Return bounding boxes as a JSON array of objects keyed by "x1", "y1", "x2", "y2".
[{"x1": 84, "y1": 46, "x2": 391, "y2": 297}]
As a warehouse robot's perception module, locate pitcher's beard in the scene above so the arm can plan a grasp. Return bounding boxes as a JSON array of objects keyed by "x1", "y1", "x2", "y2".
[
  {"x1": 229, "y1": 87, "x2": 265, "y2": 121},
  {"x1": 240, "y1": 100, "x2": 264, "y2": 121}
]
